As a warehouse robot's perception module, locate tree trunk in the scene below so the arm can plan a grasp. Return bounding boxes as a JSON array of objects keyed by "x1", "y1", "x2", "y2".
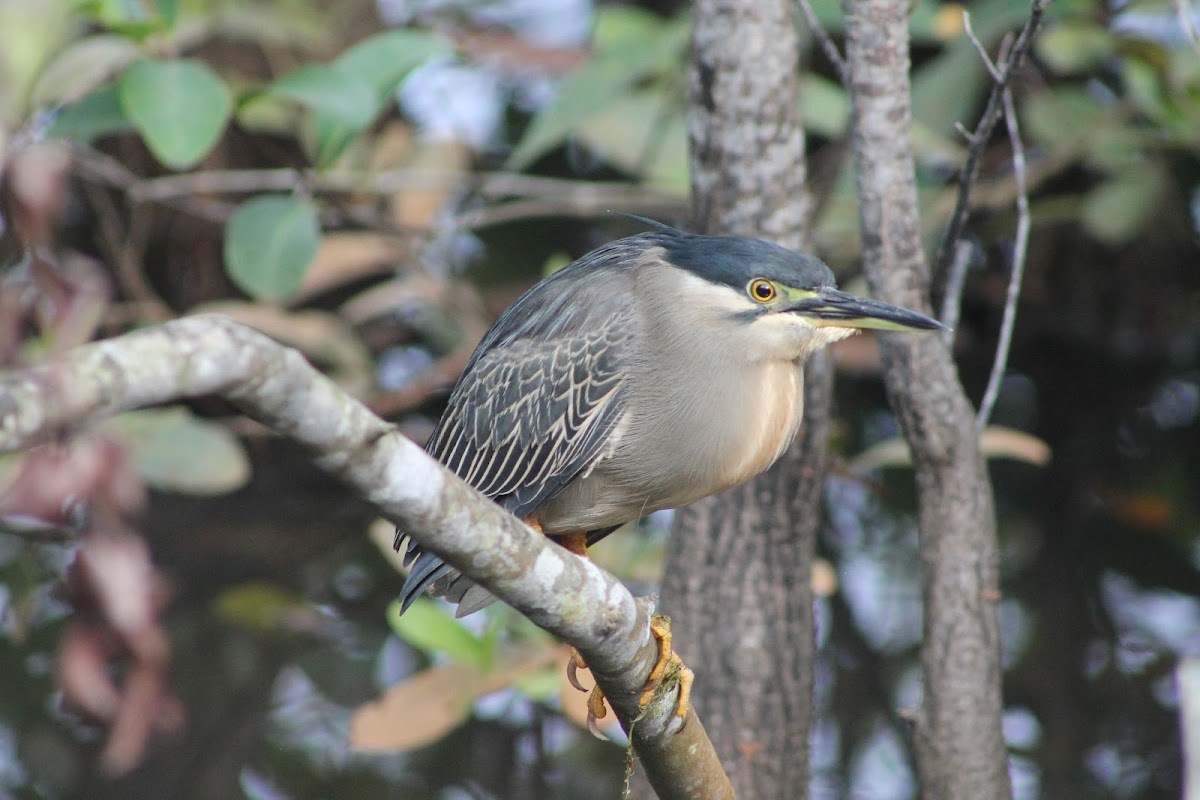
[
  {"x1": 639, "y1": 0, "x2": 828, "y2": 795},
  {"x1": 842, "y1": 0, "x2": 1012, "y2": 797}
]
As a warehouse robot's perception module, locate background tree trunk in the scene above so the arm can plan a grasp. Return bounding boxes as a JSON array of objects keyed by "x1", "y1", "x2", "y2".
[
  {"x1": 636, "y1": 0, "x2": 829, "y2": 795},
  {"x1": 842, "y1": 0, "x2": 1012, "y2": 797}
]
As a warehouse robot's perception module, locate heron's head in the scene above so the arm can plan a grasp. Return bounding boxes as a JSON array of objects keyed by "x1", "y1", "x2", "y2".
[{"x1": 635, "y1": 220, "x2": 946, "y2": 357}]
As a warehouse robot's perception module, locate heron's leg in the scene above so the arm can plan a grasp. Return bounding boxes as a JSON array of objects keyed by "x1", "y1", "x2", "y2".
[{"x1": 556, "y1": 531, "x2": 588, "y2": 556}]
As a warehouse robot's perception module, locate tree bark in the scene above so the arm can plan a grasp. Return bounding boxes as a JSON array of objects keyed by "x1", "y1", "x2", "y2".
[
  {"x1": 842, "y1": 0, "x2": 1012, "y2": 797},
  {"x1": 643, "y1": 0, "x2": 829, "y2": 795}
]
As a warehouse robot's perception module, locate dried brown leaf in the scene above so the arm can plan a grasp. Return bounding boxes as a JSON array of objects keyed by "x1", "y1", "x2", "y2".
[
  {"x1": 387, "y1": 140, "x2": 469, "y2": 230},
  {"x1": 850, "y1": 425, "x2": 1052, "y2": 471},
  {"x1": 294, "y1": 232, "x2": 410, "y2": 302},
  {"x1": 0, "y1": 436, "x2": 144, "y2": 530},
  {"x1": 57, "y1": 529, "x2": 181, "y2": 776},
  {"x1": 351, "y1": 643, "x2": 570, "y2": 751},
  {"x1": 3, "y1": 142, "x2": 72, "y2": 248}
]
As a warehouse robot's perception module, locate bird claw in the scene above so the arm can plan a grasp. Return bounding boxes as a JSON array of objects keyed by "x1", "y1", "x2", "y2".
[
  {"x1": 567, "y1": 647, "x2": 611, "y2": 737},
  {"x1": 637, "y1": 615, "x2": 693, "y2": 721},
  {"x1": 567, "y1": 616, "x2": 692, "y2": 739},
  {"x1": 566, "y1": 647, "x2": 589, "y2": 693},
  {"x1": 585, "y1": 704, "x2": 606, "y2": 739},
  {"x1": 585, "y1": 684, "x2": 609, "y2": 738}
]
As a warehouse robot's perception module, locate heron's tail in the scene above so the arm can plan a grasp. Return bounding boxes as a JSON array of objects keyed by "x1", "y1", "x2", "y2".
[{"x1": 395, "y1": 533, "x2": 498, "y2": 617}]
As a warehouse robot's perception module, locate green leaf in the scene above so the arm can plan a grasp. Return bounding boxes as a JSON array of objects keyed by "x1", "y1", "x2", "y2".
[
  {"x1": 388, "y1": 598, "x2": 492, "y2": 670},
  {"x1": 215, "y1": 582, "x2": 315, "y2": 632},
  {"x1": 223, "y1": 195, "x2": 321, "y2": 301},
  {"x1": 1082, "y1": 125, "x2": 1145, "y2": 173},
  {"x1": 48, "y1": 85, "x2": 133, "y2": 143},
  {"x1": 153, "y1": 0, "x2": 178, "y2": 30},
  {"x1": 911, "y1": 0, "x2": 1033, "y2": 135},
  {"x1": 206, "y1": 3, "x2": 328, "y2": 49},
  {"x1": 107, "y1": 407, "x2": 251, "y2": 495},
  {"x1": 575, "y1": 89, "x2": 689, "y2": 194},
  {"x1": 513, "y1": 664, "x2": 561, "y2": 701},
  {"x1": 1081, "y1": 166, "x2": 1163, "y2": 244},
  {"x1": 268, "y1": 32, "x2": 443, "y2": 165},
  {"x1": 1036, "y1": 22, "x2": 1113, "y2": 74},
  {"x1": 311, "y1": 111, "x2": 360, "y2": 168},
  {"x1": 592, "y1": 5, "x2": 665, "y2": 48},
  {"x1": 797, "y1": 0, "x2": 844, "y2": 34},
  {"x1": 73, "y1": 0, "x2": 173, "y2": 40},
  {"x1": 32, "y1": 33, "x2": 138, "y2": 106},
  {"x1": 1022, "y1": 87, "x2": 1109, "y2": 154},
  {"x1": 1121, "y1": 57, "x2": 1169, "y2": 121},
  {"x1": 267, "y1": 64, "x2": 379, "y2": 128},
  {"x1": 908, "y1": 0, "x2": 955, "y2": 44},
  {"x1": 800, "y1": 73, "x2": 849, "y2": 138},
  {"x1": 335, "y1": 29, "x2": 449, "y2": 100},
  {"x1": 0, "y1": 1, "x2": 71, "y2": 119},
  {"x1": 118, "y1": 58, "x2": 232, "y2": 169},
  {"x1": 506, "y1": 10, "x2": 688, "y2": 170}
]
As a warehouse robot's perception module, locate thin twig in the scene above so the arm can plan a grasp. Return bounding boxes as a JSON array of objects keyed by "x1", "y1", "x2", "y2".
[
  {"x1": 72, "y1": 146, "x2": 685, "y2": 231},
  {"x1": 448, "y1": 197, "x2": 680, "y2": 231},
  {"x1": 962, "y1": 11, "x2": 1002, "y2": 82},
  {"x1": 939, "y1": 239, "x2": 973, "y2": 341},
  {"x1": 79, "y1": 180, "x2": 172, "y2": 322},
  {"x1": 795, "y1": 0, "x2": 848, "y2": 87},
  {"x1": 126, "y1": 163, "x2": 678, "y2": 207},
  {"x1": 976, "y1": 87, "x2": 1030, "y2": 431},
  {"x1": 932, "y1": 0, "x2": 1050, "y2": 287}
]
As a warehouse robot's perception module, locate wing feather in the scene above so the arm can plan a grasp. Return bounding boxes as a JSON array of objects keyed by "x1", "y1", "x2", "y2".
[
  {"x1": 397, "y1": 236, "x2": 649, "y2": 613},
  {"x1": 428, "y1": 323, "x2": 629, "y2": 517}
]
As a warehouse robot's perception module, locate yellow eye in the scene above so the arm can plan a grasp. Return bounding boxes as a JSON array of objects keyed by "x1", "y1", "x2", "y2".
[{"x1": 748, "y1": 279, "x2": 776, "y2": 303}]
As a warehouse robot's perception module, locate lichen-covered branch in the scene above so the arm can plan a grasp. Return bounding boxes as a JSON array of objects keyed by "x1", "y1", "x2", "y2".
[{"x1": 0, "y1": 313, "x2": 733, "y2": 800}]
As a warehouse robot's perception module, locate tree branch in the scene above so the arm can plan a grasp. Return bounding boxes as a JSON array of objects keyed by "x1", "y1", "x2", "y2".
[
  {"x1": 72, "y1": 146, "x2": 684, "y2": 230},
  {"x1": 842, "y1": 0, "x2": 1013, "y2": 796},
  {"x1": 0, "y1": 314, "x2": 734, "y2": 800}
]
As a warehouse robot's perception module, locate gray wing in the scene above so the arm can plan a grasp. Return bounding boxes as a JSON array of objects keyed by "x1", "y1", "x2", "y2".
[
  {"x1": 428, "y1": 328, "x2": 628, "y2": 516},
  {"x1": 397, "y1": 253, "x2": 641, "y2": 613}
]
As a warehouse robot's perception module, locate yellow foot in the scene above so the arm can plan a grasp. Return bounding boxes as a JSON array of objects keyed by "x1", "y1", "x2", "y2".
[
  {"x1": 566, "y1": 616, "x2": 694, "y2": 738},
  {"x1": 637, "y1": 614, "x2": 693, "y2": 720}
]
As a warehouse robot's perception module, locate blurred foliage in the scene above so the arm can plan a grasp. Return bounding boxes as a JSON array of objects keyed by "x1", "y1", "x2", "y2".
[
  {"x1": 104, "y1": 407, "x2": 251, "y2": 495},
  {"x1": 224, "y1": 195, "x2": 321, "y2": 300},
  {"x1": 388, "y1": 598, "x2": 500, "y2": 671},
  {"x1": 0, "y1": 0, "x2": 1197, "y2": 796}
]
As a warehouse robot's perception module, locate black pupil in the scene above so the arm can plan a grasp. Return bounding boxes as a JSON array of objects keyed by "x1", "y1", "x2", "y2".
[{"x1": 755, "y1": 282, "x2": 772, "y2": 299}]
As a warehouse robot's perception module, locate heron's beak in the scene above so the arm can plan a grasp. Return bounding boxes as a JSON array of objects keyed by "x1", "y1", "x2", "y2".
[{"x1": 785, "y1": 287, "x2": 947, "y2": 332}]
